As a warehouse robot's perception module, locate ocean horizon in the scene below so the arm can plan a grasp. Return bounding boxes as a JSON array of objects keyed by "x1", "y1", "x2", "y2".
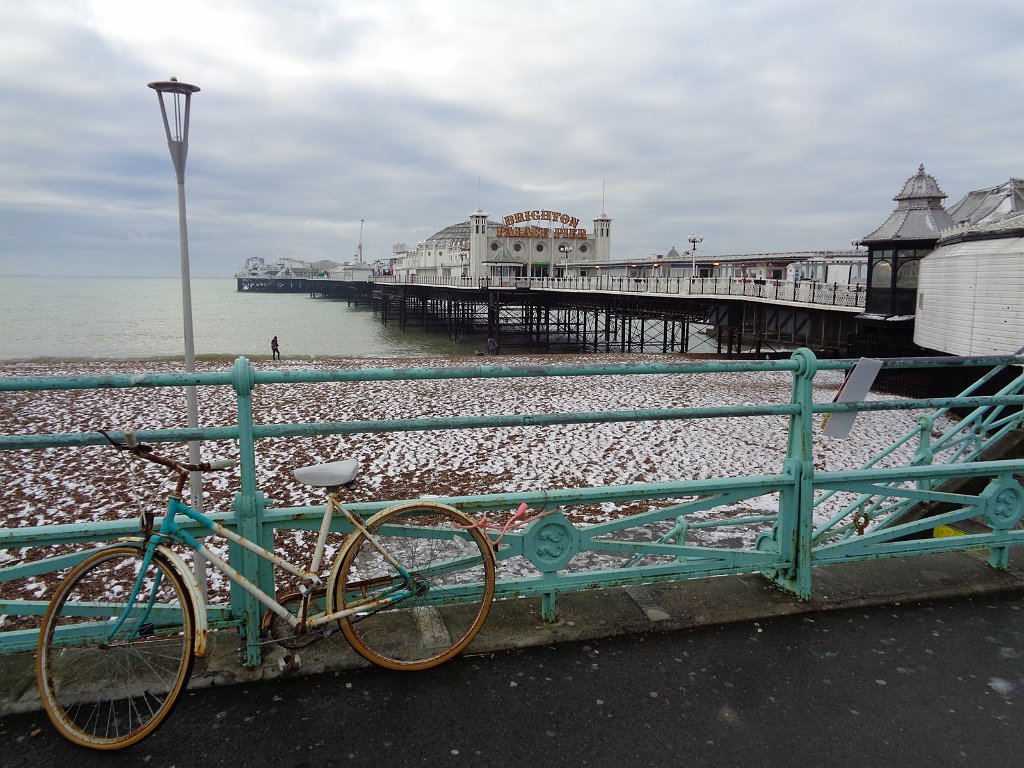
[
  {"x1": 1, "y1": 274, "x2": 735, "y2": 364},
  {"x1": 0, "y1": 275, "x2": 467, "y2": 363}
]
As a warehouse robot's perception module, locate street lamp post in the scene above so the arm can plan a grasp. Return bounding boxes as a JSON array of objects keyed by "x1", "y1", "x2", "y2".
[
  {"x1": 558, "y1": 243, "x2": 574, "y2": 284},
  {"x1": 148, "y1": 77, "x2": 206, "y2": 594},
  {"x1": 689, "y1": 233, "x2": 703, "y2": 277}
]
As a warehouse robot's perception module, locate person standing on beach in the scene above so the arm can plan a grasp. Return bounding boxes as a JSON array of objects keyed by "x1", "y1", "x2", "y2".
[{"x1": 271, "y1": 336, "x2": 280, "y2": 360}]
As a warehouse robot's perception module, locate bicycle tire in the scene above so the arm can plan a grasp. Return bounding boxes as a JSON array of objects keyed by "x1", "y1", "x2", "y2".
[
  {"x1": 36, "y1": 545, "x2": 196, "y2": 750},
  {"x1": 333, "y1": 502, "x2": 496, "y2": 670}
]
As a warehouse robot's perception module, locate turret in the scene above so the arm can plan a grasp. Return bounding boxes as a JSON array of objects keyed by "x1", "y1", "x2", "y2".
[
  {"x1": 469, "y1": 207, "x2": 489, "y2": 279},
  {"x1": 593, "y1": 210, "x2": 612, "y2": 262},
  {"x1": 860, "y1": 164, "x2": 952, "y2": 318}
]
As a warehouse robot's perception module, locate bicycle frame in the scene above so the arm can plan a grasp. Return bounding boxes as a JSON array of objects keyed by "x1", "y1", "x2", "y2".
[{"x1": 116, "y1": 493, "x2": 420, "y2": 651}]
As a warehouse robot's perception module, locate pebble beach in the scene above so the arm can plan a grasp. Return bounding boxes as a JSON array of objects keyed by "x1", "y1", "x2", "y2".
[{"x1": 0, "y1": 353, "x2": 950, "y2": 619}]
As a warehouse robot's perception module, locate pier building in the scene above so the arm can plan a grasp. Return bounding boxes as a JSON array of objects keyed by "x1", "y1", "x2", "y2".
[
  {"x1": 234, "y1": 167, "x2": 1023, "y2": 373},
  {"x1": 851, "y1": 168, "x2": 1024, "y2": 361},
  {"x1": 384, "y1": 206, "x2": 865, "y2": 287},
  {"x1": 914, "y1": 181, "x2": 1024, "y2": 356},
  {"x1": 389, "y1": 207, "x2": 612, "y2": 282}
]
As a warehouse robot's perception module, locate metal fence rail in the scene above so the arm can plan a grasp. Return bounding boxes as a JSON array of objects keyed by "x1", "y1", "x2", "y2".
[{"x1": 2, "y1": 350, "x2": 1023, "y2": 664}]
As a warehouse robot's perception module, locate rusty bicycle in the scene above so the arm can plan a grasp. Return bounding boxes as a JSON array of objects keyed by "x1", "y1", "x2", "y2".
[{"x1": 36, "y1": 430, "x2": 497, "y2": 750}]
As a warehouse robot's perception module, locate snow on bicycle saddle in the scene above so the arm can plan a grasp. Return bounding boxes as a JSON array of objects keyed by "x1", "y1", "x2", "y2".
[{"x1": 293, "y1": 459, "x2": 359, "y2": 487}]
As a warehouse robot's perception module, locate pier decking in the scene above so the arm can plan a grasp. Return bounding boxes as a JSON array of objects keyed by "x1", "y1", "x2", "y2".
[{"x1": 237, "y1": 274, "x2": 866, "y2": 356}]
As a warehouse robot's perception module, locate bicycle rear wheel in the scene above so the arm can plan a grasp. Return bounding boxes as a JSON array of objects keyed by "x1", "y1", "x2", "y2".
[
  {"x1": 36, "y1": 545, "x2": 196, "y2": 750},
  {"x1": 333, "y1": 502, "x2": 495, "y2": 670}
]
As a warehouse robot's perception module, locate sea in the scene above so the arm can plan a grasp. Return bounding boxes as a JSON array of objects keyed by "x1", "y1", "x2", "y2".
[
  {"x1": 0, "y1": 275, "x2": 728, "y2": 363},
  {"x1": 0, "y1": 275, "x2": 467, "y2": 362}
]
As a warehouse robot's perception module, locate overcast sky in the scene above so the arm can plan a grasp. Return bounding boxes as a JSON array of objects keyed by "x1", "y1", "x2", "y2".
[{"x1": 1, "y1": 1, "x2": 1021, "y2": 278}]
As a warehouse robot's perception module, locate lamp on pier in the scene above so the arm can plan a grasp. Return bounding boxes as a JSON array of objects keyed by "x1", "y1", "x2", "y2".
[
  {"x1": 558, "y1": 243, "x2": 574, "y2": 276},
  {"x1": 688, "y1": 233, "x2": 703, "y2": 277}
]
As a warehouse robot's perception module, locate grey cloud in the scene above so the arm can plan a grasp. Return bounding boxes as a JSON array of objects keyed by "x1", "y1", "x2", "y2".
[{"x1": 1, "y1": 1, "x2": 1022, "y2": 276}]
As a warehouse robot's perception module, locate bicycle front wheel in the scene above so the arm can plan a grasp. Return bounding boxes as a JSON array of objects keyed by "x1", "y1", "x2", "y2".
[
  {"x1": 36, "y1": 545, "x2": 196, "y2": 750},
  {"x1": 333, "y1": 502, "x2": 496, "y2": 670}
]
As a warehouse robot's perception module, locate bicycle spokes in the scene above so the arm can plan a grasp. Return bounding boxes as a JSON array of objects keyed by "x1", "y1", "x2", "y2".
[{"x1": 333, "y1": 503, "x2": 495, "y2": 670}]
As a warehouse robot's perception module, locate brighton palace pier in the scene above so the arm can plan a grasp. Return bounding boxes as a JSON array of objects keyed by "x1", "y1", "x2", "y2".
[{"x1": 237, "y1": 166, "x2": 1024, "y2": 371}]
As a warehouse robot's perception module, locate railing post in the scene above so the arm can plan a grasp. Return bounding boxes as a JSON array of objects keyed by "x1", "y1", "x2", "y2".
[
  {"x1": 229, "y1": 356, "x2": 273, "y2": 666},
  {"x1": 767, "y1": 347, "x2": 817, "y2": 599},
  {"x1": 913, "y1": 415, "x2": 934, "y2": 473},
  {"x1": 540, "y1": 574, "x2": 558, "y2": 621}
]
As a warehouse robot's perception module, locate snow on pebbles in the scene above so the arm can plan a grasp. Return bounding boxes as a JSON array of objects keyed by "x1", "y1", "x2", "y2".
[{"x1": 0, "y1": 353, "x2": 950, "y2": 616}]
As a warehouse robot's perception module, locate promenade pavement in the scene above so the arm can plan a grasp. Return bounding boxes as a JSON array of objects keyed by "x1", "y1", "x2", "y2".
[{"x1": 4, "y1": 549, "x2": 1024, "y2": 716}]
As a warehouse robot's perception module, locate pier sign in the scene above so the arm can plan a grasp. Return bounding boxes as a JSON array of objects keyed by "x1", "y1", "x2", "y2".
[{"x1": 498, "y1": 209, "x2": 588, "y2": 239}]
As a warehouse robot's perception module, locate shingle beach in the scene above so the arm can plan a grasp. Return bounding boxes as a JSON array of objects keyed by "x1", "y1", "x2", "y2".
[{"x1": 0, "y1": 354, "x2": 948, "y2": 618}]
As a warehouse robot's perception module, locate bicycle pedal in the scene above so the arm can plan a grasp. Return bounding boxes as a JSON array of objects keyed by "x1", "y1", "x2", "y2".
[{"x1": 278, "y1": 653, "x2": 302, "y2": 673}]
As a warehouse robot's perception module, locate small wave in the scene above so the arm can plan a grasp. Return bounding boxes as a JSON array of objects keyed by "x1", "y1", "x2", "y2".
[
  {"x1": 0, "y1": 351, "x2": 456, "y2": 367},
  {"x1": 0, "y1": 354, "x2": 188, "y2": 364}
]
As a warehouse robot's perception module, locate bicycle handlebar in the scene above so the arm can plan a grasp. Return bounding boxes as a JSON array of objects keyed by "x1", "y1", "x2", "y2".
[{"x1": 99, "y1": 429, "x2": 238, "y2": 476}]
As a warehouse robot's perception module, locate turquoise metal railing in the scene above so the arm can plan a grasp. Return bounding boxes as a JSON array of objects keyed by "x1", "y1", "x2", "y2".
[
  {"x1": 2, "y1": 349, "x2": 1024, "y2": 664},
  {"x1": 811, "y1": 356, "x2": 1024, "y2": 555}
]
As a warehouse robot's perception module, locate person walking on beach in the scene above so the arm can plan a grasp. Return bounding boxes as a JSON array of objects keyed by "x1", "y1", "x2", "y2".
[
  {"x1": 486, "y1": 337, "x2": 499, "y2": 355},
  {"x1": 271, "y1": 336, "x2": 280, "y2": 360}
]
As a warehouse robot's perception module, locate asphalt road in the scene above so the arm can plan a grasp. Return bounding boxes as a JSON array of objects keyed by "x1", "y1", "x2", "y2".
[{"x1": 3, "y1": 592, "x2": 1021, "y2": 768}]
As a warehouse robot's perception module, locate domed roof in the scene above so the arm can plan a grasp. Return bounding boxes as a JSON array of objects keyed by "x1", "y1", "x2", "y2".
[
  {"x1": 862, "y1": 164, "x2": 953, "y2": 243},
  {"x1": 666, "y1": 246, "x2": 681, "y2": 259},
  {"x1": 894, "y1": 164, "x2": 947, "y2": 201},
  {"x1": 424, "y1": 219, "x2": 499, "y2": 247}
]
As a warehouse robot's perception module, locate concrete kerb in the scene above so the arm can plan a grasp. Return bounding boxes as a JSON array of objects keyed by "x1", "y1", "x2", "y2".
[{"x1": 4, "y1": 549, "x2": 1024, "y2": 717}]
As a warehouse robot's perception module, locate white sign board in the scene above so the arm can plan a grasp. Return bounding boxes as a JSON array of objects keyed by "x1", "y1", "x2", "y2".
[{"x1": 821, "y1": 358, "x2": 884, "y2": 439}]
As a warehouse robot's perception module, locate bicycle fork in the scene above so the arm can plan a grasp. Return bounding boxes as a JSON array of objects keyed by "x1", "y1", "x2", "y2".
[
  {"x1": 107, "y1": 544, "x2": 163, "y2": 641},
  {"x1": 104, "y1": 541, "x2": 210, "y2": 658}
]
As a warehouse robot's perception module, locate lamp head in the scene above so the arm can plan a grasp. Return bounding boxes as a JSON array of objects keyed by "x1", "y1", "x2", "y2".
[
  {"x1": 148, "y1": 77, "x2": 201, "y2": 95},
  {"x1": 148, "y1": 77, "x2": 200, "y2": 177}
]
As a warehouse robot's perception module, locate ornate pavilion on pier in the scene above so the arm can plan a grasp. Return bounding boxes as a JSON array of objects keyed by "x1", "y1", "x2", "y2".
[
  {"x1": 390, "y1": 207, "x2": 612, "y2": 281},
  {"x1": 853, "y1": 164, "x2": 1024, "y2": 357}
]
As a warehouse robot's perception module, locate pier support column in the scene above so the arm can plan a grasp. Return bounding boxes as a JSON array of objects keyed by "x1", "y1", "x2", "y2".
[{"x1": 487, "y1": 291, "x2": 499, "y2": 338}]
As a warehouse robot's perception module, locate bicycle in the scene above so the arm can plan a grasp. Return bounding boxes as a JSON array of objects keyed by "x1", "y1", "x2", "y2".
[{"x1": 35, "y1": 430, "x2": 497, "y2": 750}]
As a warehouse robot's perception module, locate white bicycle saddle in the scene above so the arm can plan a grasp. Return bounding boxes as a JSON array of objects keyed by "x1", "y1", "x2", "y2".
[{"x1": 292, "y1": 459, "x2": 359, "y2": 487}]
